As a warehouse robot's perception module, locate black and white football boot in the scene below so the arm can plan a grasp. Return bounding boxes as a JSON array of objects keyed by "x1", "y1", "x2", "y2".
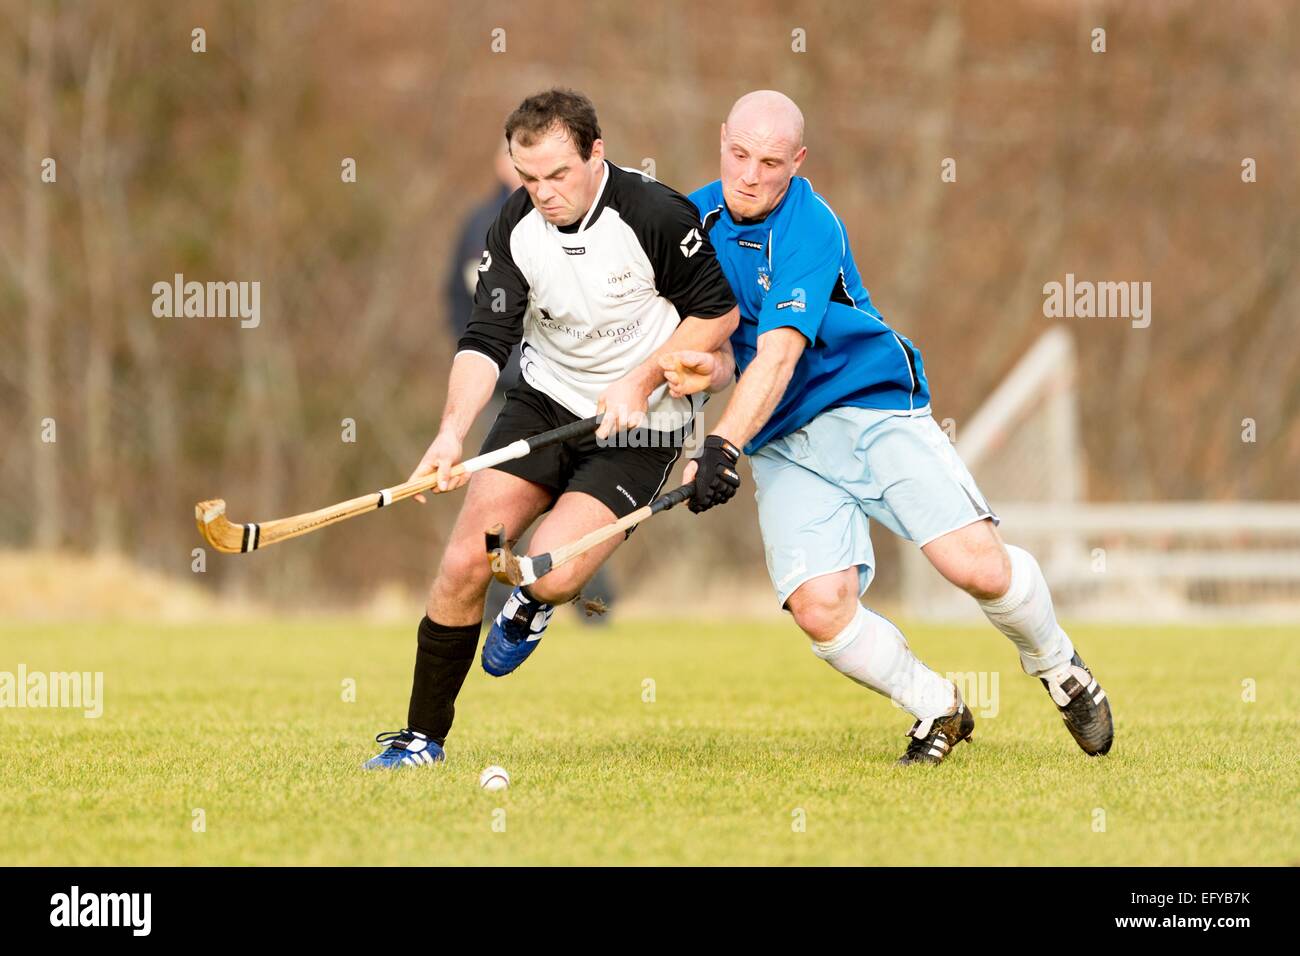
[
  {"x1": 897, "y1": 701, "x2": 975, "y2": 766},
  {"x1": 1040, "y1": 652, "x2": 1113, "y2": 756}
]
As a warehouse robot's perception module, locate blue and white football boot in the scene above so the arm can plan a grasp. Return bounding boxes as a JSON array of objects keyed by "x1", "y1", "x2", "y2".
[
  {"x1": 362, "y1": 728, "x2": 446, "y2": 770},
  {"x1": 481, "y1": 587, "x2": 554, "y2": 677}
]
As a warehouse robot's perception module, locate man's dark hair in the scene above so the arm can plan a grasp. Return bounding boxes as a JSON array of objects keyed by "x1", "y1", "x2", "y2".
[{"x1": 504, "y1": 88, "x2": 602, "y2": 161}]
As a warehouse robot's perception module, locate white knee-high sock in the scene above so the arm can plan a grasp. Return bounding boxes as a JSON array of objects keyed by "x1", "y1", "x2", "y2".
[
  {"x1": 978, "y1": 545, "x2": 1075, "y2": 678},
  {"x1": 810, "y1": 604, "x2": 957, "y2": 721}
]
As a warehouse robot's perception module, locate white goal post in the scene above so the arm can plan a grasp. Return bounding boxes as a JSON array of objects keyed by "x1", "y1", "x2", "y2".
[{"x1": 900, "y1": 328, "x2": 1300, "y2": 622}]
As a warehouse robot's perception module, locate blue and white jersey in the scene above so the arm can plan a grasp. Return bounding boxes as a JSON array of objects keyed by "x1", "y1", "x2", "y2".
[{"x1": 689, "y1": 177, "x2": 930, "y2": 454}]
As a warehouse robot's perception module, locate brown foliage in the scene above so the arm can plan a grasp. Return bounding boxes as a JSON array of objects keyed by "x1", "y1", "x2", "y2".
[{"x1": 2, "y1": 0, "x2": 1295, "y2": 607}]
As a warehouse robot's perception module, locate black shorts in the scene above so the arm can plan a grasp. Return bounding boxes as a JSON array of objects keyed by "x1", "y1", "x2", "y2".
[{"x1": 480, "y1": 379, "x2": 684, "y2": 522}]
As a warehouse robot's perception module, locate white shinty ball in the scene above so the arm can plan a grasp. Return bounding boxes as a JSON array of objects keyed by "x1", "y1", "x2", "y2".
[{"x1": 479, "y1": 765, "x2": 510, "y2": 791}]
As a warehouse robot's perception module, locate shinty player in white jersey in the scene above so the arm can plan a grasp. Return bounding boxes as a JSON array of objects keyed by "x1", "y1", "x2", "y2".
[{"x1": 364, "y1": 88, "x2": 739, "y2": 770}]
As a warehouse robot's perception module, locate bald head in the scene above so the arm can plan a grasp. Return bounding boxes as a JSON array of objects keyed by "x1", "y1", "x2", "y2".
[
  {"x1": 718, "y1": 90, "x2": 808, "y2": 220},
  {"x1": 725, "y1": 90, "x2": 805, "y2": 150}
]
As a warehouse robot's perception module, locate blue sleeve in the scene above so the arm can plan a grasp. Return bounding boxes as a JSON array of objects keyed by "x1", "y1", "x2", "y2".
[{"x1": 757, "y1": 201, "x2": 844, "y2": 345}]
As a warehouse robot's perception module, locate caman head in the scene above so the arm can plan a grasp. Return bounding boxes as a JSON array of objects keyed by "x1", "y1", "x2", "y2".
[{"x1": 485, "y1": 524, "x2": 548, "y2": 587}]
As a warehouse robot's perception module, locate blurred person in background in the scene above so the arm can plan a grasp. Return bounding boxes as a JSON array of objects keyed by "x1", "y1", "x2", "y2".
[{"x1": 447, "y1": 142, "x2": 524, "y2": 396}]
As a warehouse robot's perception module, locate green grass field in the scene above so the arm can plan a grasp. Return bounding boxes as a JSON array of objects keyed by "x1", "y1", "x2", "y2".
[{"x1": 2, "y1": 615, "x2": 1296, "y2": 865}]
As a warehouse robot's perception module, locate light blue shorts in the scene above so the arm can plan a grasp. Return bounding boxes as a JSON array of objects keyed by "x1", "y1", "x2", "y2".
[{"x1": 751, "y1": 407, "x2": 999, "y2": 607}]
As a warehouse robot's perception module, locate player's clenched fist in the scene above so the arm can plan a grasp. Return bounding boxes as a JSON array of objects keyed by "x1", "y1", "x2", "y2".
[
  {"x1": 595, "y1": 375, "x2": 650, "y2": 440},
  {"x1": 686, "y1": 434, "x2": 742, "y2": 513},
  {"x1": 659, "y1": 350, "x2": 717, "y2": 398},
  {"x1": 408, "y1": 430, "x2": 467, "y2": 503}
]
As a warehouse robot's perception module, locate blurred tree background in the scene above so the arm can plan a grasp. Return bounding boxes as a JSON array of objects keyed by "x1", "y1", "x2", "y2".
[{"x1": 2, "y1": 0, "x2": 1296, "y2": 611}]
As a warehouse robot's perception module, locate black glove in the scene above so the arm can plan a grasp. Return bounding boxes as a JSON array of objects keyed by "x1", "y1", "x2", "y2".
[{"x1": 689, "y1": 435, "x2": 742, "y2": 514}]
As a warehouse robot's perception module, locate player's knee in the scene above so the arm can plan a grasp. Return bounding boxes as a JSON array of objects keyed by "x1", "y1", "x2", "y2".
[
  {"x1": 434, "y1": 540, "x2": 492, "y2": 604},
  {"x1": 959, "y1": 547, "x2": 1012, "y2": 601},
  {"x1": 787, "y1": 575, "x2": 856, "y2": 641},
  {"x1": 527, "y1": 565, "x2": 583, "y2": 606}
]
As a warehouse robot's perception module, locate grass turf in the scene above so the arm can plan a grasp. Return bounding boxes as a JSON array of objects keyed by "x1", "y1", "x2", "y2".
[{"x1": 1, "y1": 616, "x2": 1296, "y2": 865}]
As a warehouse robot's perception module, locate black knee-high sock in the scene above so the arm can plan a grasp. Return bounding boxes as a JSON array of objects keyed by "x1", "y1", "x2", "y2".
[{"x1": 407, "y1": 616, "x2": 480, "y2": 745}]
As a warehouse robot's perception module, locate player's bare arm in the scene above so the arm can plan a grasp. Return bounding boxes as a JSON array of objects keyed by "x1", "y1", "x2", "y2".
[
  {"x1": 712, "y1": 326, "x2": 804, "y2": 450},
  {"x1": 596, "y1": 307, "x2": 739, "y2": 439},
  {"x1": 681, "y1": 327, "x2": 804, "y2": 488},
  {"x1": 408, "y1": 350, "x2": 500, "y2": 502}
]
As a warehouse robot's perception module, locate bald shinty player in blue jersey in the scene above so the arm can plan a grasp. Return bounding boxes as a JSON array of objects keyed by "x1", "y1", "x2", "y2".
[{"x1": 662, "y1": 90, "x2": 1113, "y2": 765}]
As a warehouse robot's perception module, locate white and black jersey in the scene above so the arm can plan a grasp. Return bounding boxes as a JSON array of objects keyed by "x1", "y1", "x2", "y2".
[{"x1": 457, "y1": 161, "x2": 736, "y2": 432}]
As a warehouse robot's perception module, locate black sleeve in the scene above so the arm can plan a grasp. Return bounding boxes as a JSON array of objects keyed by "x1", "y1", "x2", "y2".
[
  {"x1": 456, "y1": 188, "x2": 534, "y2": 369},
  {"x1": 623, "y1": 176, "x2": 737, "y2": 320}
]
